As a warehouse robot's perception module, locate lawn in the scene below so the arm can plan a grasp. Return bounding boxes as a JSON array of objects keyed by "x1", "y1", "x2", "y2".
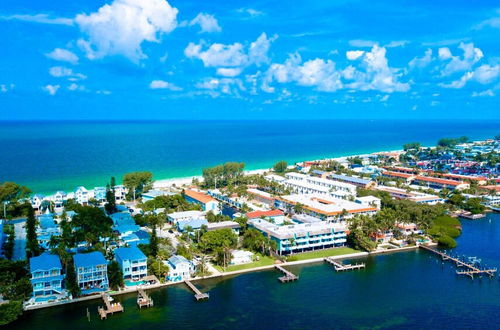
[
  {"x1": 215, "y1": 255, "x2": 276, "y2": 272},
  {"x1": 289, "y1": 247, "x2": 360, "y2": 261}
]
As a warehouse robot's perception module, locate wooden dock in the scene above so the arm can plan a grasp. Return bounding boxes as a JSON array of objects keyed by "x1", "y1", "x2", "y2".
[
  {"x1": 420, "y1": 245, "x2": 497, "y2": 279},
  {"x1": 185, "y1": 280, "x2": 209, "y2": 301},
  {"x1": 325, "y1": 257, "x2": 365, "y2": 272},
  {"x1": 98, "y1": 293, "x2": 124, "y2": 320},
  {"x1": 137, "y1": 288, "x2": 153, "y2": 308},
  {"x1": 275, "y1": 265, "x2": 298, "y2": 283}
]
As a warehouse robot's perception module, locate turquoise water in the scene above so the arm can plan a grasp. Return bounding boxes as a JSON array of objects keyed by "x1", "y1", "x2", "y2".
[
  {"x1": 1, "y1": 120, "x2": 499, "y2": 194},
  {"x1": 12, "y1": 213, "x2": 500, "y2": 329}
]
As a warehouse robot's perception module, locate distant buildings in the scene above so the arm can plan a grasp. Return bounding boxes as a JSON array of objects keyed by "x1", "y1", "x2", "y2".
[
  {"x1": 206, "y1": 221, "x2": 241, "y2": 234},
  {"x1": 247, "y1": 188, "x2": 274, "y2": 207},
  {"x1": 29, "y1": 253, "x2": 67, "y2": 302},
  {"x1": 36, "y1": 213, "x2": 60, "y2": 249},
  {"x1": 177, "y1": 218, "x2": 209, "y2": 232},
  {"x1": 230, "y1": 250, "x2": 254, "y2": 265},
  {"x1": 184, "y1": 189, "x2": 219, "y2": 213},
  {"x1": 93, "y1": 187, "x2": 107, "y2": 203},
  {"x1": 166, "y1": 255, "x2": 195, "y2": 282},
  {"x1": 376, "y1": 186, "x2": 444, "y2": 205},
  {"x1": 246, "y1": 209, "x2": 285, "y2": 224},
  {"x1": 74, "y1": 186, "x2": 89, "y2": 205},
  {"x1": 167, "y1": 210, "x2": 205, "y2": 225},
  {"x1": 327, "y1": 173, "x2": 377, "y2": 189},
  {"x1": 114, "y1": 247, "x2": 147, "y2": 281},
  {"x1": 74, "y1": 251, "x2": 109, "y2": 294},
  {"x1": 249, "y1": 218, "x2": 347, "y2": 255},
  {"x1": 283, "y1": 172, "x2": 357, "y2": 199}
]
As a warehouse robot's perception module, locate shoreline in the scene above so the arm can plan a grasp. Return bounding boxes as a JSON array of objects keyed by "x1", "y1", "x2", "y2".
[{"x1": 24, "y1": 243, "x2": 433, "y2": 312}]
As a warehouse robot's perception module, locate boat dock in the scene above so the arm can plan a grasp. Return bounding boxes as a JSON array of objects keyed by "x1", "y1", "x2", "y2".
[
  {"x1": 185, "y1": 280, "x2": 209, "y2": 301},
  {"x1": 98, "y1": 292, "x2": 124, "y2": 320},
  {"x1": 275, "y1": 265, "x2": 298, "y2": 283},
  {"x1": 325, "y1": 257, "x2": 365, "y2": 271},
  {"x1": 137, "y1": 288, "x2": 153, "y2": 308},
  {"x1": 420, "y1": 245, "x2": 497, "y2": 279}
]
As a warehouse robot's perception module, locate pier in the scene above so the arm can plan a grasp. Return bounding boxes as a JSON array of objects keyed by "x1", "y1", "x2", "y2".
[
  {"x1": 185, "y1": 280, "x2": 209, "y2": 301},
  {"x1": 275, "y1": 265, "x2": 298, "y2": 283},
  {"x1": 137, "y1": 288, "x2": 153, "y2": 308},
  {"x1": 420, "y1": 245, "x2": 497, "y2": 279},
  {"x1": 325, "y1": 257, "x2": 365, "y2": 271},
  {"x1": 98, "y1": 292, "x2": 124, "y2": 320}
]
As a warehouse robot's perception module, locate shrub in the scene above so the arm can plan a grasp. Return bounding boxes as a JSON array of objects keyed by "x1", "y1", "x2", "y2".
[{"x1": 437, "y1": 235, "x2": 457, "y2": 249}]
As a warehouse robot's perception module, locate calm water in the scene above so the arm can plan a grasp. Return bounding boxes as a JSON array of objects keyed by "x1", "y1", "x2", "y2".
[
  {"x1": 13, "y1": 213, "x2": 500, "y2": 329},
  {"x1": 1, "y1": 120, "x2": 500, "y2": 193}
]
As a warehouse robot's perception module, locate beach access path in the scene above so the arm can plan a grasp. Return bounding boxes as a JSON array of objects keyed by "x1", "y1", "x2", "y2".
[{"x1": 13, "y1": 218, "x2": 27, "y2": 261}]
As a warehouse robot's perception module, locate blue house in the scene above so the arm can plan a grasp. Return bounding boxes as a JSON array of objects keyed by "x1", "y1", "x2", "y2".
[
  {"x1": 114, "y1": 247, "x2": 147, "y2": 281},
  {"x1": 177, "y1": 218, "x2": 209, "y2": 232},
  {"x1": 74, "y1": 251, "x2": 109, "y2": 295},
  {"x1": 37, "y1": 214, "x2": 60, "y2": 249},
  {"x1": 29, "y1": 253, "x2": 67, "y2": 302},
  {"x1": 166, "y1": 255, "x2": 195, "y2": 282},
  {"x1": 93, "y1": 187, "x2": 107, "y2": 203}
]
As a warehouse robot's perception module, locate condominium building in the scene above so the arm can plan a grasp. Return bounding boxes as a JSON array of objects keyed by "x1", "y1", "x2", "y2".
[
  {"x1": 29, "y1": 253, "x2": 67, "y2": 302},
  {"x1": 114, "y1": 247, "x2": 147, "y2": 281},
  {"x1": 284, "y1": 172, "x2": 356, "y2": 199},
  {"x1": 74, "y1": 251, "x2": 109, "y2": 294}
]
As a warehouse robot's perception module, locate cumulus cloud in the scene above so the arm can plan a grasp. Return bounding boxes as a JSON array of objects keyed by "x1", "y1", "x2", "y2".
[
  {"x1": 49, "y1": 66, "x2": 87, "y2": 80},
  {"x1": 472, "y1": 89, "x2": 495, "y2": 97},
  {"x1": 195, "y1": 77, "x2": 246, "y2": 97},
  {"x1": 75, "y1": 0, "x2": 178, "y2": 61},
  {"x1": 46, "y1": 48, "x2": 79, "y2": 64},
  {"x1": 346, "y1": 50, "x2": 364, "y2": 61},
  {"x1": 189, "y1": 13, "x2": 221, "y2": 33},
  {"x1": 408, "y1": 49, "x2": 432, "y2": 69},
  {"x1": 439, "y1": 42, "x2": 483, "y2": 76},
  {"x1": 236, "y1": 8, "x2": 264, "y2": 17},
  {"x1": 441, "y1": 64, "x2": 500, "y2": 89},
  {"x1": 216, "y1": 68, "x2": 243, "y2": 77},
  {"x1": 67, "y1": 83, "x2": 86, "y2": 92},
  {"x1": 149, "y1": 80, "x2": 182, "y2": 90},
  {"x1": 0, "y1": 14, "x2": 73, "y2": 26},
  {"x1": 185, "y1": 33, "x2": 276, "y2": 76},
  {"x1": 43, "y1": 84, "x2": 60, "y2": 95}
]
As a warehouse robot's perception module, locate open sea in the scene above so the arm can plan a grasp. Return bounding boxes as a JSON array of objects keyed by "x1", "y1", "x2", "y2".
[
  {"x1": 1, "y1": 119, "x2": 499, "y2": 194},
  {"x1": 11, "y1": 213, "x2": 500, "y2": 329}
]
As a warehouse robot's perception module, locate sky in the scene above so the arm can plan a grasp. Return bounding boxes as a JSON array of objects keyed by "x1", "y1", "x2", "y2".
[{"x1": 0, "y1": 0, "x2": 499, "y2": 120}]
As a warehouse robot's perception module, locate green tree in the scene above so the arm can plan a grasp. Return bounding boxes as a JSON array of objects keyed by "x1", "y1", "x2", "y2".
[
  {"x1": 123, "y1": 171, "x2": 153, "y2": 200},
  {"x1": 403, "y1": 142, "x2": 421, "y2": 151},
  {"x1": 25, "y1": 206, "x2": 41, "y2": 258},
  {"x1": 199, "y1": 228, "x2": 237, "y2": 253},
  {"x1": 65, "y1": 259, "x2": 80, "y2": 297},
  {"x1": 108, "y1": 260, "x2": 124, "y2": 290},
  {"x1": 71, "y1": 206, "x2": 113, "y2": 247},
  {"x1": 104, "y1": 177, "x2": 117, "y2": 214},
  {"x1": 150, "y1": 226, "x2": 159, "y2": 257},
  {"x1": 273, "y1": 160, "x2": 288, "y2": 173},
  {"x1": 0, "y1": 301, "x2": 23, "y2": 325},
  {"x1": 0, "y1": 182, "x2": 31, "y2": 203}
]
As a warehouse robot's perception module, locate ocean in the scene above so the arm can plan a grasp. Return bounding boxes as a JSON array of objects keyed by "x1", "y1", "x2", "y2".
[
  {"x1": 12, "y1": 213, "x2": 500, "y2": 329},
  {"x1": 1, "y1": 119, "x2": 499, "y2": 194}
]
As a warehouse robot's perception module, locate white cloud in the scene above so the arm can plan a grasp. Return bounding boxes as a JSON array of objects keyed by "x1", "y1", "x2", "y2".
[
  {"x1": 75, "y1": 0, "x2": 178, "y2": 61},
  {"x1": 149, "y1": 80, "x2": 182, "y2": 90},
  {"x1": 440, "y1": 72, "x2": 473, "y2": 89},
  {"x1": 385, "y1": 40, "x2": 409, "y2": 48},
  {"x1": 43, "y1": 84, "x2": 60, "y2": 95},
  {"x1": 216, "y1": 68, "x2": 243, "y2": 77},
  {"x1": 46, "y1": 48, "x2": 79, "y2": 64},
  {"x1": 236, "y1": 8, "x2": 264, "y2": 17},
  {"x1": 408, "y1": 49, "x2": 432, "y2": 69},
  {"x1": 195, "y1": 77, "x2": 245, "y2": 97},
  {"x1": 185, "y1": 33, "x2": 276, "y2": 75},
  {"x1": 349, "y1": 40, "x2": 376, "y2": 47},
  {"x1": 472, "y1": 89, "x2": 495, "y2": 97},
  {"x1": 49, "y1": 66, "x2": 87, "y2": 80},
  {"x1": 0, "y1": 14, "x2": 73, "y2": 26},
  {"x1": 189, "y1": 13, "x2": 221, "y2": 33},
  {"x1": 346, "y1": 50, "x2": 364, "y2": 60},
  {"x1": 67, "y1": 83, "x2": 86, "y2": 92},
  {"x1": 441, "y1": 64, "x2": 500, "y2": 89},
  {"x1": 380, "y1": 94, "x2": 389, "y2": 102},
  {"x1": 439, "y1": 42, "x2": 483, "y2": 76},
  {"x1": 0, "y1": 84, "x2": 15, "y2": 93}
]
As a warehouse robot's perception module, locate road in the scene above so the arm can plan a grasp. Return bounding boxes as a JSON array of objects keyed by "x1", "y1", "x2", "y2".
[{"x1": 13, "y1": 218, "x2": 27, "y2": 261}]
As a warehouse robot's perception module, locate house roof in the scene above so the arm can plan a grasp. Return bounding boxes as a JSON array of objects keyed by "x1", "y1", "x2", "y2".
[
  {"x1": 329, "y1": 173, "x2": 371, "y2": 185},
  {"x1": 177, "y1": 218, "x2": 209, "y2": 231},
  {"x1": 38, "y1": 215, "x2": 57, "y2": 229},
  {"x1": 382, "y1": 171, "x2": 414, "y2": 179},
  {"x1": 184, "y1": 189, "x2": 216, "y2": 204},
  {"x1": 168, "y1": 255, "x2": 191, "y2": 267},
  {"x1": 246, "y1": 209, "x2": 284, "y2": 219},
  {"x1": 74, "y1": 251, "x2": 107, "y2": 268},
  {"x1": 414, "y1": 175, "x2": 465, "y2": 186},
  {"x1": 114, "y1": 247, "x2": 146, "y2": 261},
  {"x1": 30, "y1": 253, "x2": 61, "y2": 272}
]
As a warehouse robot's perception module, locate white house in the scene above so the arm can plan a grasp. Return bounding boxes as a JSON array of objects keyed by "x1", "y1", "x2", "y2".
[
  {"x1": 165, "y1": 255, "x2": 195, "y2": 282},
  {"x1": 74, "y1": 186, "x2": 89, "y2": 205},
  {"x1": 114, "y1": 185, "x2": 127, "y2": 202},
  {"x1": 53, "y1": 191, "x2": 66, "y2": 210},
  {"x1": 230, "y1": 250, "x2": 254, "y2": 265},
  {"x1": 31, "y1": 194, "x2": 45, "y2": 211}
]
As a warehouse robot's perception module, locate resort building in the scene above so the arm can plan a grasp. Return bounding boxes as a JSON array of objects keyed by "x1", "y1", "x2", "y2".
[
  {"x1": 36, "y1": 214, "x2": 60, "y2": 249},
  {"x1": 433, "y1": 173, "x2": 487, "y2": 185},
  {"x1": 206, "y1": 221, "x2": 241, "y2": 234},
  {"x1": 92, "y1": 187, "x2": 107, "y2": 203},
  {"x1": 53, "y1": 191, "x2": 66, "y2": 210},
  {"x1": 167, "y1": 210, "x2": 206, "y2": 225},
  {"x1": 114, "y1": 247, "x2": 148, "y2": 281},
  {"x1": 376, "y1": 186, "x2": 444, "y2": 205},
  {"x1": 246, "y1": 209, "x2": 286, "y2": 224},
  {"x1": 73, "y1": 251, "x2": 109, "y2": 294},
  {"x1": 275, "y1": 194, "x2": 378, "y2": 222},
  {"x1": 29, "y1": 253, "x2": 67, "y2": 302},
  {"x1": 413, "y1": 176, "x2": 470, "y2": 191},
  {"x1": 327, "y1": 173, "x2": 377, "y2": 189},
  {"x1": 284, "y1": 172, "x2": 357, "y2": 199},
  {"x1": 177, "y1": 218, "x2": 209, "y2": 232},
  {"x1": 230, "y1": 250, "x2": 254, "y2": 265},
  {"x1": 114, "y1": 185, "x2": 127, "y2": 202},
  {"x1": 381, "y1": 171, "x2": 415, "y2": 184},
  {"x1": 264, "y1": 174, "x2": 286, "y2": 183},
  {"x1": 184, "y1": 189, "x2": 219, "y2": 213},
  {"x1": 249, "y1": 218, "x2": 347, "y2": 255},
  {"x1": 355, "y1": 196, "x2": 382, "y2": 210},
  {"x1": 208, "y1": 189, "x2": 244, "y2": 209},
  {"x1": 247, "y1": 188, "x2": 275, "y2": 207},
  {"x1": 74, "y1": 186, "x2": 89, "y2": 205},
  {"x1": 166, "y1": 255, "x2": 195, "y2": 282}
]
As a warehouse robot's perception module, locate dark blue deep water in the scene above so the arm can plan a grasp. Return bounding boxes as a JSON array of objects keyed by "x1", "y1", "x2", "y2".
[
  {"x1": 1, "y1": 119, "x2": 499, "y2": 193},
  {"x1": 12, "y1": 213, "x2": 500, "y2": 329}
]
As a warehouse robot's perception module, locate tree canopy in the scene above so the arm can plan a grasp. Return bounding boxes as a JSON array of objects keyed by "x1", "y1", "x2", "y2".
[
  {"x1": 123, "y1": 171, "x2": 153, "y2": 199},
  {"x1": 199, "y1": 228, "x2": 237, "y2": 253},
  {"x1": 273, "y1": 160, "x2": 288, "y2": 173},
  {"x1": 0, "y1": 182, "x2": 31, "y2": 203},
  {"x1": 71, "y1": 206, "x2": 113, "y2": 246},
  {"x1": 202, "y1": 162, "x2": 245, "y2": 188}
]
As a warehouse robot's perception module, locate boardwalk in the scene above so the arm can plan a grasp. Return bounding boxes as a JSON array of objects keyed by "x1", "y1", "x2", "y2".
[
  {"x1": 185, "y1": 280, "x2": 209, "y2": 301},
  {"x1": 325, "y1": 257, "x2": 365, "y2": 271},
  {"x1": 420, "y1": 245, "x2": 497, "y2": 279},
  {"x1": 275, "y1": 265, "x2": 298, "y2": 283},
  {"x1": 137, "y1": 288, "x2": 153, "y2": 308},
  {"x1": 98, "y1": 293, "x2": 124, "y2": 320}
]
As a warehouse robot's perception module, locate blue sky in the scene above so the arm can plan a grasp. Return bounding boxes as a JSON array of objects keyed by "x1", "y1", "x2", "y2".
[{"x1": 1, "y1": 0, "x2": 499, "y2": 120}]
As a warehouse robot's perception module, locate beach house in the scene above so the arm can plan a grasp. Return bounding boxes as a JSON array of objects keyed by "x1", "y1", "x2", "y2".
[
  {"x1": 230, "y1": 250, "x2": 254, "y2": 265},
  {"x1": 167, "y1": 210, "x2": 205, "y2": 225},
  {"x1": 31, "y1": 194, "x2": 45, "y2": 211},
  {"x1": 183, "y1": 189, "x2": 219, "y2": 213},
  {"x1": 74, "y1": 186, "x2": 89, "y2": 205},
  {"x1": 37, "y1": 213, "x2": 60, "y2": 249},
  {"x1": 166, "y1": 255, "x2": 195, "y2": 282},
  {"x1": 29, "y1": 253, "x2": 67, "y2": 302},
  {"x1": 93, "y1": 187, "x2": 107, "y2": 203},
  {"x1": 114, "y1": 247, "x2": 147, "y2": 281},
  {"x1": 74, "y1": 251, "x2": 109, "y2": 294},
  {"x1": 53, "y1": 191, "x2": 66, "y2": 210},
  {"x1": 114, "y1": 185, "x2": 127, "y2": 202},
  {"x1": 177, "y1": 218, "x2": 209, "y2": 232}
]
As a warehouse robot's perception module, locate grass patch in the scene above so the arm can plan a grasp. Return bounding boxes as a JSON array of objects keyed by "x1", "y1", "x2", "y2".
[
  {"x1": 428, "y1": 215, "x2": 462, "y2": 248},
  {"x1": 215, "y1": 255, "x2": 276, "y2": 272},
  {"x1": 287, "y1": 247, "x2": 360, "y2": 261}
]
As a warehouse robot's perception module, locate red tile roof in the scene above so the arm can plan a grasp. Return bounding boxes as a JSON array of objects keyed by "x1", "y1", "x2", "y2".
[
  {"x1": 414, "y1": 176, "x2": 465, "y2": 186},
  {"x1": 246, "y1": 209, "x2": 284, "y2": 219},
  {"x1": 184, "y1": 189, "x2": 216, "y2": 204},
  {"x1": 382, "y1": 171, "x2": 414, "y2": 179}
]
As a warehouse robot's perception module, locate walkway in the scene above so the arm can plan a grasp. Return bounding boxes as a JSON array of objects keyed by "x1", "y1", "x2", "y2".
[{"x1": 13, "y1": 219, "x2": 26, "y2": 261}]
